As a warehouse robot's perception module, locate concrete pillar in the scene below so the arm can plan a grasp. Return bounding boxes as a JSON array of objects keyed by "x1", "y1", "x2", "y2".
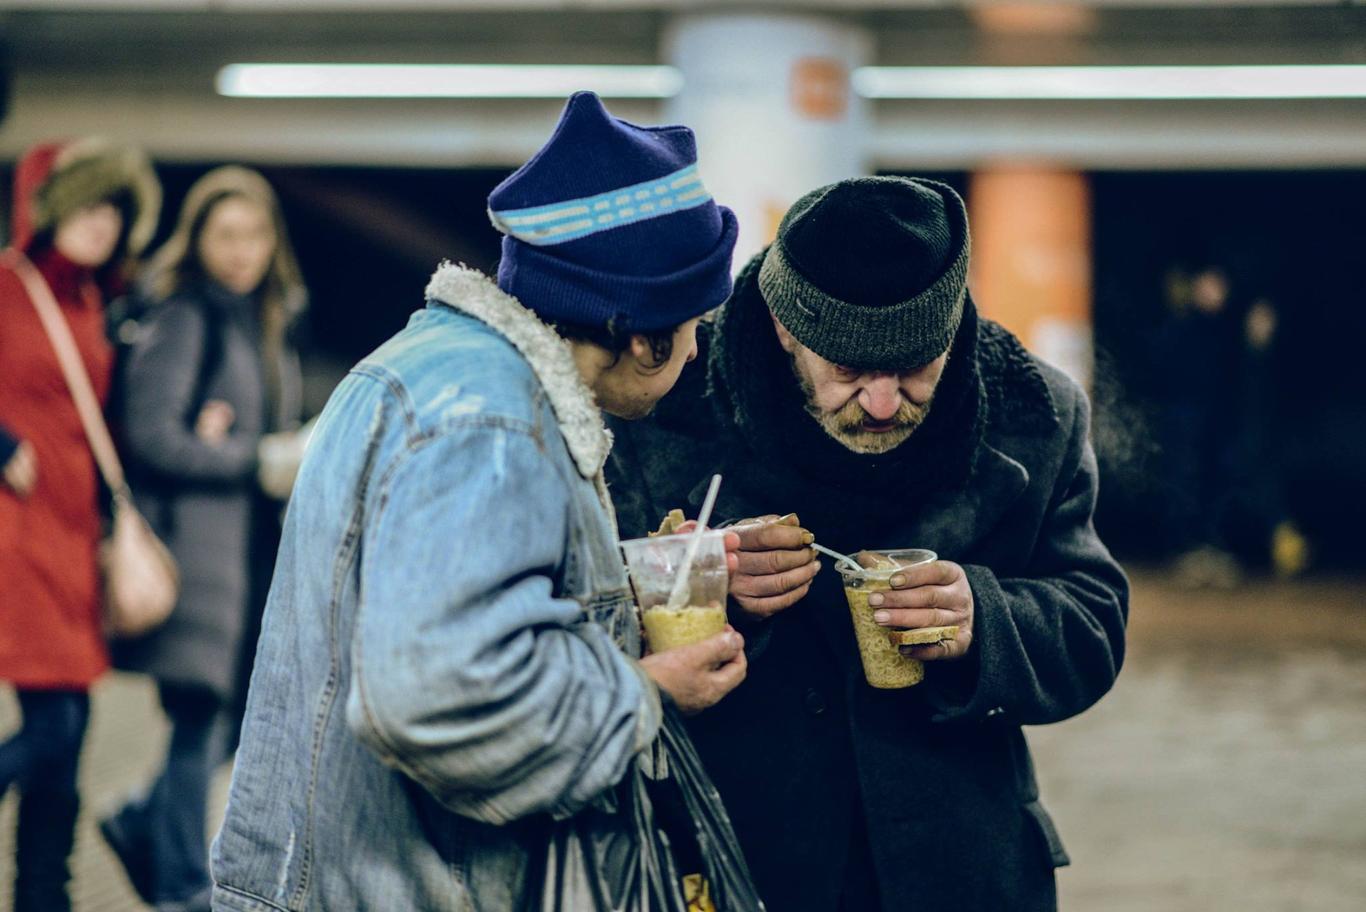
[
  {"x1": 665, "y1": 13, "x2": 872, "y2": 268},
  {"x1": 968, "y1": 167, "x2": 1095, "y2": 389}
]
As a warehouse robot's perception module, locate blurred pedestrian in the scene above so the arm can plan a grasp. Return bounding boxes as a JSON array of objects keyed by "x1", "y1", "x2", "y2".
[
  {"x1": 1223, "y1": 297, "x2": 1311, "y2": 577},
  {"x1": 1154, "y1": 263, "x2": 1244, "y2": 587},
  {"x1": 98, "y1": 166, "x2": 307, "y2": 912},
  {"x1": 0, "y1": 137, "x2": 161, "y2": 912}
]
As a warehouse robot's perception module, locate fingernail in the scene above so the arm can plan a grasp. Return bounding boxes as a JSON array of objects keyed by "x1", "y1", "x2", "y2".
[
  {"x1": 873, "y1": 611, "x2": 891, "y2": 625},
  {"x1": 801, "y1": 532, "x2": 815, "y2": 545},
  {"x1": 868, "y1": 593, "x2": 884, "y2": 606},
  {"x1": 890, "y1": 575, "x2": 906, "y2": 588},
  {"x1": 728, "y1": 633, "x2": 742, "y2": 649}
]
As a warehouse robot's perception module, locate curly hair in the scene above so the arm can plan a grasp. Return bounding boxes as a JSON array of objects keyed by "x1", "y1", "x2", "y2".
[{"x1": 552, "y1": 316, "x2": 676, "y2": 369}]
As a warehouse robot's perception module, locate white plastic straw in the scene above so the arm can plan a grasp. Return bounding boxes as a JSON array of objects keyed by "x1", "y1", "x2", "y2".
[{"x1": 665, "y1": 474, "x2": 722, "y2": 609}]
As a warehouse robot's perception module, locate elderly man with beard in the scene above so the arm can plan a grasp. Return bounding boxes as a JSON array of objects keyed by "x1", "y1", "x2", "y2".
[{"x1": 606, "y1": 176, "x2": 1129, "y2": 912}]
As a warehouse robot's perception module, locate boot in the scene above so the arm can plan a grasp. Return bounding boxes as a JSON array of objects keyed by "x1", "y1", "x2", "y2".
[{"x1": 99, "y1": 797, "x2": 156, "y2": 905}]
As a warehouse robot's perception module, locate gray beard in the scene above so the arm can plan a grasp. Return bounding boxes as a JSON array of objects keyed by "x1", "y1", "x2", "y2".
[{"x1": 790, "y1": 355, "x2": 932, "y2": 456}]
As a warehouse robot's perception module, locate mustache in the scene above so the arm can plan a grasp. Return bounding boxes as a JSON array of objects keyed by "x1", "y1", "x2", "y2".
[{"x1": 825, "y1": 396, "x2": 930, "y2": 435}]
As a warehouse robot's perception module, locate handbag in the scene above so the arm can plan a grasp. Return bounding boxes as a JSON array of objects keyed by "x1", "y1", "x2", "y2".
[
  {"x1": 3, "y1": 249, "x2": 180, "y2": 638},
  {"x1": 522, "y1": 705, "x2": 767, "y2": 912}
]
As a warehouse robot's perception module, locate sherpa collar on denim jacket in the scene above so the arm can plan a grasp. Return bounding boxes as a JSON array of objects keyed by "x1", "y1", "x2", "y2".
[{"x1": 425, "y1": 261, "x2": 612, "y2": 481}]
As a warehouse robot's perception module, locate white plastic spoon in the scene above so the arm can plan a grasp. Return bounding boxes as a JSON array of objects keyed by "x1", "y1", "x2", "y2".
[
  {"x1": 665, "y1": 474, "x2": 723, "y2": 609},
  {"x1": 811, "y1": 542, "x2": 861, "y2": 571}
]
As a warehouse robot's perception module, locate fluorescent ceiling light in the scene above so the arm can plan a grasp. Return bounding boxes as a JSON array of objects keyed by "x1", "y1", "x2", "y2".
[
  {"x1": 217, "y1": 64, "x2": 683, "y2": 99},
  {"x1": 853, "y1": 65, "x2": 1366, "y2": 100}
]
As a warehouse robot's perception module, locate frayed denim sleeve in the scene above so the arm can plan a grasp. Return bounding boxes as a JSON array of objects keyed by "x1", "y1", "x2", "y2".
[{"x1": 346, "y1": 423, "x2": 659, "y2": 825}]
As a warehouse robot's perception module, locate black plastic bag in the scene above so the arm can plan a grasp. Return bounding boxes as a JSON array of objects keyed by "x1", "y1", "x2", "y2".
[{"x1": 522, "y1": 705, "x2": 766, "y2": 912}]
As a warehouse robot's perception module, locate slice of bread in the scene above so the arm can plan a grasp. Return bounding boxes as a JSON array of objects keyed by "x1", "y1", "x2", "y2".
[
  {"x1": 887, "y1": 625, "x2": 959, "y2": 647},
  {"x1": 650, "y1": 508, "x2": 687, "y2": 537}
]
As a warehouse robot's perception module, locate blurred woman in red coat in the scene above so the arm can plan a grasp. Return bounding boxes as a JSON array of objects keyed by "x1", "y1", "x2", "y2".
[{"x1": 0, "y1": 137, "x2": 160, "y2": 912}]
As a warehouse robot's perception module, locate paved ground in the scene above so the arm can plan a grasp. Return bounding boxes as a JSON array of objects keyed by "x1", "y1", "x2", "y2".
[
  {"x1": 2, "y1": 568, "x2": 1364, "y2": 911},
  {"x1": 1033, "y1": 570, "x2": 1366, "y2": 912}
]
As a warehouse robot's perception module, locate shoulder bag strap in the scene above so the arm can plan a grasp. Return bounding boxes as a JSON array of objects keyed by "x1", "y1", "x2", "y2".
[{"x1": 2, "y1": 248, "x2": 130, "y2": 500}]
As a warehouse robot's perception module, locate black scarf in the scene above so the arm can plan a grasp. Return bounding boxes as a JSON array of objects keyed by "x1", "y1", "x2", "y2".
[{"x1": 706, "y1": 252, "x2": 987, "y2": 543}]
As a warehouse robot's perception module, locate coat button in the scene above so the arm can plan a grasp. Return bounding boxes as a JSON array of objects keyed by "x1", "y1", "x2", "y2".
[
  {"x1": 986, "y1": 706, "x2": 1006, "y2": 718},
  {"x1": 804, "y1": 689, "x2": 827, "y2": 715}
]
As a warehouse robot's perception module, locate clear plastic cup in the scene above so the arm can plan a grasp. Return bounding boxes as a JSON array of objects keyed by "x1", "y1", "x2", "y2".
[
  {"x1": 836, "y1": 549, "x2": 938, "y2": 689},
  {"x1": 620, "y1": 531, "x2": 729, "y2": 652}
]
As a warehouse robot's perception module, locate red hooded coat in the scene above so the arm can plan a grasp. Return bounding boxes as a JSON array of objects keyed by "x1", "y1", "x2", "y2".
[{"x1": 0, "y1": 140, "x2": 156, "y2": 689}]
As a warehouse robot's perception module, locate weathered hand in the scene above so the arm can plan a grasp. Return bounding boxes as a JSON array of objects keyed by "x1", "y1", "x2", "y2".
[
  {"x1": 640, "y1": 627, "x2": 748, "y2": 714},
  {"x1": 2, "y1": 441, "x2": 38, "y2": 498},
  {"x1": 869, "y1": 559, "x2": 975, "y2": 661},
  {"x1": 727, "y1": 514, "x2": 821, "y2": 620}
]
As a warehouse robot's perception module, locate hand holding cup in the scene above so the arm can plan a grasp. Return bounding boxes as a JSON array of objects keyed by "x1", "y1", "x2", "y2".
[
  {"x1": 640, "y1": 627, "x2": 747, "y2": 715},
  {"x1": 868, "y1": 558, "x2": 975, "y2": 662}
]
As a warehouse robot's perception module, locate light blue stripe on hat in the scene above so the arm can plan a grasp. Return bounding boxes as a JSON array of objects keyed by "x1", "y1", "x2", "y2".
[{"x1": 489, "y1": 164, "x2": 712, "y2": 247}]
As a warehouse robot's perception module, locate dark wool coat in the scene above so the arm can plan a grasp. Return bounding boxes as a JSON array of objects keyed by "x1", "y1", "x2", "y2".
[
  {"x1": 606, "y1": 312, "x2": 1128, "y2": 912},
  {"x1": 114, "y1": 281, "x2": 281, "y2": 701}
]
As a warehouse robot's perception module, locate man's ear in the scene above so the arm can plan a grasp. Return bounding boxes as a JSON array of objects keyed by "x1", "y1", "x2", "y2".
[
  {"x1": 770, "y1": 311, "x2": 798, "y2": 354},
  {"x1": 627, "y1": 333, "x2": 664, "y2": 373}
]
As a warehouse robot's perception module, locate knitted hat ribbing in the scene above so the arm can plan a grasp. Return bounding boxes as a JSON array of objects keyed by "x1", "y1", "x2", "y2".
[
  {"x1": 759, "y1": 176, "x2": 970, "y2": 370},
  {"x1": 488, "y1": 92, "x2": 738, "y2": 333}
]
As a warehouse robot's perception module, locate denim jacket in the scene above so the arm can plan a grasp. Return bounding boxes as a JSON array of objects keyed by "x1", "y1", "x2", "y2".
[{"x1": 211, "y1": 264, "x2": 662, "y2": 912}]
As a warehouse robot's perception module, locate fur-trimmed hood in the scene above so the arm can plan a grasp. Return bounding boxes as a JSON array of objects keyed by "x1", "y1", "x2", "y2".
[
  {"x1": 424, "y1": 262, "x2": 611, "y2": 480},
  {"x1": 12, "y1": 137, "x2": 161, "y2": 258}
]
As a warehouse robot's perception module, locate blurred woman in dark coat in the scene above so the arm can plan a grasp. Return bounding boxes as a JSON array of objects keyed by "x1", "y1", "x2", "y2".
[
  {"x1": 0, "y1": 137, "x2": 160, "y2": 912},
  {"x1": 100, "y1": 166, "x2": 307, "y2": 912}
]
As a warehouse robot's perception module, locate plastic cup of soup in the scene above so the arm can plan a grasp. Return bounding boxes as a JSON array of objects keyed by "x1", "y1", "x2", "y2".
[
  {"x1": 620, "y1": 531, "x2": 729, "y2": 652},
  {"x1": 836, "y1": 549, "x2": 945, "y2": 689}
]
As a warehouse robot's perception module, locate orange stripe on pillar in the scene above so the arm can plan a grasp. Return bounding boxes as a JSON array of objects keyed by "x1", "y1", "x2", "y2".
[{"x1": 967, "y1": 166, "x2": 1094, "y2": 389}]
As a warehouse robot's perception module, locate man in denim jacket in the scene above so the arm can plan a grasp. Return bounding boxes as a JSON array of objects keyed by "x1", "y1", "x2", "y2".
[{"x1": 209, "y1": 93, "x2": 742, "y2": 912}]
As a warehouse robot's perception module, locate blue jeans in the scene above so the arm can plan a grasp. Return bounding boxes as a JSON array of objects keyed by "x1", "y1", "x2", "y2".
[
  {"x1": 0, "y1": 689, "x2": 90, "y2": 912},
  {"x1": 118, "y1": 683, "x2": 223, "y2": 909}
]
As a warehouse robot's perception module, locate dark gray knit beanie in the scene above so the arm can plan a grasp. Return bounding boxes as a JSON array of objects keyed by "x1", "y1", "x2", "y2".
[{"x1": 758, "y1": 176, "x2": 970, "y2": 370}]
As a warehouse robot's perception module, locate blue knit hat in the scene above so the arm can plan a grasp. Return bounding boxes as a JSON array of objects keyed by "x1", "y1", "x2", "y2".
[{"x1": 489, "y1": 92, "x2": 739, "y2": 333}]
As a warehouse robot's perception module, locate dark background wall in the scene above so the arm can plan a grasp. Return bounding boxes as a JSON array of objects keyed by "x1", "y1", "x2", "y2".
[{"x1": 1090, "y1": 170, "x2": 1366, "y2": 569}]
